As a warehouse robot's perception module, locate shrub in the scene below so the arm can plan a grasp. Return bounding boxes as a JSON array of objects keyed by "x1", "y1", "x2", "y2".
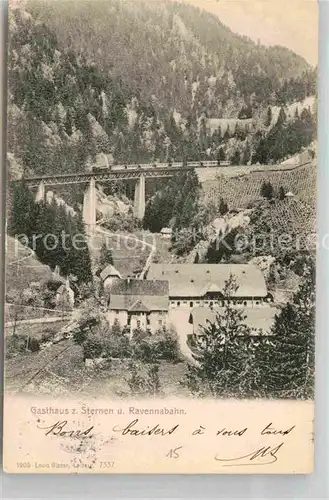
[
  {"x1": 82, "y1": 334, "x2": 103, "y2": 360},
  {"x1": 73, "y1": 327, "x2": 88, "y2": 345},
  {"x1": 132, "y1": 327, "x2": 180, "y2": 363},
  {"x1": 133, "y1": 337, "x2": 158, "y2": 363},
  {"x1": 153, "y1": 327, "x2": 180, "y2": 361},
  {"x1": 126, "y1": 361, "x2": 162, "y2": 396},
  {"x1": 132, "y1": 327, "x2": 151, "y2": 342},
  {"x1": 5, "y1": 334, "x2": 28, "y2": 357},
  {"x1": 28, "y1": 338, "x2": 40, "y2": 352},
  {"x1": 103, "y1": 334, "x2": 131, "y2": 358},
  {"x1": 40, "y1": 330, "x2": 55, "y2": 344}
]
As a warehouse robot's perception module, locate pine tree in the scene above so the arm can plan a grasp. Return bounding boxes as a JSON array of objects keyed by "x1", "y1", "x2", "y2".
[
  {"x1": 261, "y1": 181, "x2": 274, "y2": 200},
  {"x1": 34, "y1": 199, "x2": 58, "y2": 268},
  {"x1": 111, "y1": 318, "x2": 122, "y2": 336},
  {"x1": 185, "y1": 276, "x2": 253, "y2": 397},
  {"x1": 262, "y1": 264, "x2": 315, "y2": 399},
  {"x1": 265, "y1": 106, "x2": 272, "y2": 127},
  {"x1": 223, "y1": 125, "x2": 230, "y2": 141},
  {"x1": 279, "y1": 186, "x2": 285, "y2": 200},
  {"x1": 219, "y1": 198, "x2": 228, "y2": 215},
  {"x1": 99, "y1": 241, "x2": 114, "y2": 267},
  {"x1": 217, "y1": 147, "x2": 226, "y2": 162},
  {"x1": 70, "y1": 213, "x2": 93, "y2": 285},
  {"x1": 8, "y1": 182, "x2": 37, "y2": 241}
]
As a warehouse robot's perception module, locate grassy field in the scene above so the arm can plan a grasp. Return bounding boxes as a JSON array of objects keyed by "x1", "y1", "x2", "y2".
[
  {"x1": 5, "y1": 236, "x2": 53, "y2": 298},
  {"x1": 5, "y1": 339, "x2": 190, "y2": 398},
  {"x1": 4, "y1": 319, "x2": 69, "y2": 339},
  {"x1": 91, "y1": 231, "x2": 152, "y2": 277}
]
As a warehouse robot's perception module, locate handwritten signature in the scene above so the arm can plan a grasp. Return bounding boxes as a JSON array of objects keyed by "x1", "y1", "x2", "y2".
[
  {"x1": 37, "y1": 420, "x2": 94, "y2": 438},
  {"x1": 214, "y1": 442, "x2": 284, "y2": 467}
]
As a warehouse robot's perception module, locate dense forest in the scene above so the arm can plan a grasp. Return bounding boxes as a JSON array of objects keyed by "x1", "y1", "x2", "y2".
[
  {"x1": 8, "y1": 182, "x2": 93, "y2": 285},
  {"x1": 7, "y1": 2, "x2": 317, "y2": 180}
]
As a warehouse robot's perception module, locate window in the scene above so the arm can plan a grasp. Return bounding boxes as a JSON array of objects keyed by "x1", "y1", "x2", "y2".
[
  {"x1": 244, "y1": 301, "x2": 247, "y2": 306},
  {"x1": 177, "y1": 301, "x2": 180, "y2": 307},
  {"x1": 137, "y1": 320, "x2": 141, "y2": 328},
  {"x1": 210, "y1": 302, "x2": 213, "y2": 307},
  {"x1": 158, "y1": 319, "x2": 163, "y2": 327},
  {"x1": 147, "y1": 316, "x2": 150, "y2": 325},
  {"x1": 127, "y1": 316, "x2": 131, "y2": 325},
  {"x1": 190, "y1": 301, "x2": 194, "y2": 308},
  {"x1": 115, "y1": 310, "x2": 119, "y2": 315}
]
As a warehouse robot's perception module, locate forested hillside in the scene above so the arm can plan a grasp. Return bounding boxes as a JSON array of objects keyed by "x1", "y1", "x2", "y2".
[
  {"x1": 7, "y1": 1, "x2": 317, "y2": 179},
  {"x1": 27, "y1": 0, "x2": 315, "y2": 114}
]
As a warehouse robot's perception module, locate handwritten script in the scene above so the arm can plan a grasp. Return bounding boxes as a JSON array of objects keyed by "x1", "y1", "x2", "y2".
[{"x1": 35, "y1": 418, "x2": 298, "y2": 468}]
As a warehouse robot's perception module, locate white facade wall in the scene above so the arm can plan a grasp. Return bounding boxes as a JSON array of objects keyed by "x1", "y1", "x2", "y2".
[
  {"x1": 106, "y1": 310, "x2": 168, "y2": 334},
  {"x1": 169, "y1": 298, "x2": 267, "y2": 310},
  {"x1": 106, "y1": 310, "x2": 128, "y2": 327}
]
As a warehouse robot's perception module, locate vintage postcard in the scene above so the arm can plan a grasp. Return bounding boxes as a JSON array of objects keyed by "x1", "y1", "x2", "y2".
[{"x1": 3, "y1": 0, "x2": 317, "y2": 473}]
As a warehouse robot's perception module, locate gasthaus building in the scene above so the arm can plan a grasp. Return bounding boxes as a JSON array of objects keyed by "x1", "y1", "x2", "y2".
[{"x1": 146, "y1": 263, "x2": 273, "y2": 310}]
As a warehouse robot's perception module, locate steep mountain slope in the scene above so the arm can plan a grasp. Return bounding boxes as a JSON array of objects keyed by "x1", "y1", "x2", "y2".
[
  {"x1": 27, "y1": 0, "x2": 315, "y2": 118},
  {"x1": 7, "y1": 3, "x2": 317, "y2": 180}
]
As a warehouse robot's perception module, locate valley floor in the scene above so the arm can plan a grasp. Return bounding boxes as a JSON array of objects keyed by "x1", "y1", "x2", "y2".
[{"x1": 5, "y1": 339, "x2": 190, "y2": 398}]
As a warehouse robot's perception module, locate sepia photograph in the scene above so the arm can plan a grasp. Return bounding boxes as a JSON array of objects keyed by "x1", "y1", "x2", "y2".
[{"x1": 3, "y1": 0, "x2": 318, "y2": 474}]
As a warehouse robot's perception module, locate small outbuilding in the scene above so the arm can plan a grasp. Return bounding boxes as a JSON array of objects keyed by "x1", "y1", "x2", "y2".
[{"x1": 100, "y1": 264, "x2": 122, "y2": 290}]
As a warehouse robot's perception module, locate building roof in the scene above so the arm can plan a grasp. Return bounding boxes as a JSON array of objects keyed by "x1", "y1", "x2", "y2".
[
  {"x1": 147, "y1": 264, "x2": 267, "y2": 298},
  {"x1": 109, "y1": 279, "x2": 169, "y2": 312},
  {"x1": 161, "y1": 227, "x2": 173, "y2": 233},
  {"x1": 100, "y1": 264, "x2": 122, "y2": 281},
  {"x1": 190, "y1": 306, "x2": 278, "y2": 336}
]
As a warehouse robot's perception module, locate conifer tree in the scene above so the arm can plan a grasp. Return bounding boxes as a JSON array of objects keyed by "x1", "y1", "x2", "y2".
[
  {"x1": 223, "y1": 125, "x2": 230, "y2": 141},
  {"x1": 265, "y1": 106, "x2": 272, "y2": 127},
  {"x1": 185, "y1": 276, "x2": 253, "y2": 397},
  {"x1": 262, "y1": 264, "x2": 315, "y2": 399},
  {"x1": 8, "y1": 182, "x2": 37, "y2": 241},
  {"x1": 279, "y1": 186, "x2": 286, "y2": 200},
  {"x1": 99, "y1": 241, "x2": 114, "y2": 267},
  {"x1": 219, "y1": 198, "x2": 229, "y2": 215},
  {"x1": 70, "y1": 213, "x2": 93, "y2": 285}
]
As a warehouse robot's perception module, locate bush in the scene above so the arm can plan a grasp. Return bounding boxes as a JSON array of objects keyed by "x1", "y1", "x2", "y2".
[
  {"x1": 5, "y1": 334, "x2": 41, "y2": 357},
  {"x1": 103, "y1": 334, "x2": 131, "y2": 358},
  {"x1": 82, "y1": 334, "x2": 103, "y2": 360},
  {"x1": 132, "y1": 327, "x2": 151, "y2": 342},
  {"x1": 133, "y1": 338, "x2": 158, "y2": 363},
  {"x1": 40, "y1": 330, "x2": 55, "y2": 344},
  {"x1": 132, "y1": 327, "x2": 180, "y2": 363},
  {"x1": 28, "y1": 337, "x2": 40, "y2": 352},
  {"x1": 5, "y1": 334, "x2": 28, "y2": 357},
  {"x1": 73, "y1": 327, "x2": 88, "y2": 345},
  {"x1": 126, "y1": 361, "x2": 162, "y2": 396}
]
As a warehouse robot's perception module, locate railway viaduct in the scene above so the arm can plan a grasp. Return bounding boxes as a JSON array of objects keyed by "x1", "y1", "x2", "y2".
[{"x1": 17, "y1": 162, "x2": 220, "y2": 232}]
